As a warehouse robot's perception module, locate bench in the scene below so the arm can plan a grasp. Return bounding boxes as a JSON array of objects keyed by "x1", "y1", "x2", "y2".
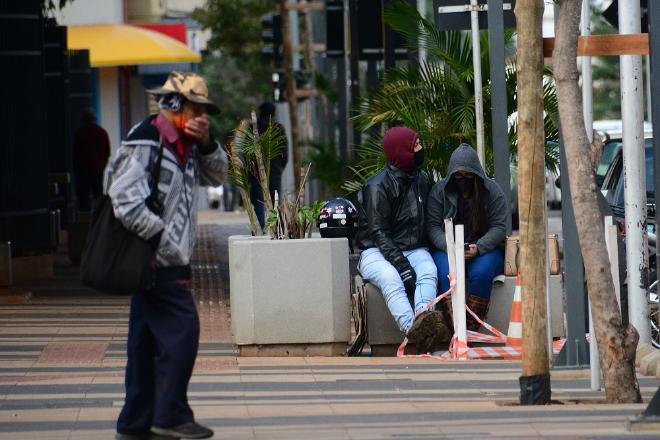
[{"x1": 358, "y1": 274, "x2": 565, "y2": 356}]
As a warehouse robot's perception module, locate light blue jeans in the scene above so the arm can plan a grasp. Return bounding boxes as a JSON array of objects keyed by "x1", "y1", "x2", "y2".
[{"x1": 358, "y1": 247, "x2": 438, "y2": 332}]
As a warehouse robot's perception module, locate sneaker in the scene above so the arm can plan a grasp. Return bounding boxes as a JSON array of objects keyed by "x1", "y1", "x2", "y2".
[
  {"x1": 151, "y1": 422, "x2": 214, "y2": 439},
  {"x1": 406, "y1": 310, "x2": 450, "y2": 353}
]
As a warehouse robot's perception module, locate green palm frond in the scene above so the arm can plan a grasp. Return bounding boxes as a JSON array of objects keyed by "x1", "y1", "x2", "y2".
[{"x1": 236, "y1": 123, "x2": 285, "y2": 179}]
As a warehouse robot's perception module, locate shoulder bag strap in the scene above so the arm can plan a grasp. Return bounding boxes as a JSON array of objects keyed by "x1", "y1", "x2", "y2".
[{"x1": 147, "y1": 138, "x2": 165, "y2": 215}]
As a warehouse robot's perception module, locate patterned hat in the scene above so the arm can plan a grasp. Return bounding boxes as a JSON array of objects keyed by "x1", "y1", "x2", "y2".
[{"x1": 147, "y1": 71, "x2": 219, "y2": 114}]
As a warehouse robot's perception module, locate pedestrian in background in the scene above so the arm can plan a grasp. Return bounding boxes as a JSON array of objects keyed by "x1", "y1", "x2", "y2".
[
  {"x1": 249, "y1": 101, "x2": 288, "y2": 229},
  {"x1": 426, "y1": 143, "x2": 508, "y2": 332},
  {"x1": 73, "y1": 107, "x2": 110, "y2": 211},
  {"x1": 108, "y1": 71, "x2": 227, "y2": 440},
  {"x1": 222, "y1": 132, "x2": 239, "y2": 211},
  {"x1": 356, "y1": 127, "x2": 450, "y2": 354}
]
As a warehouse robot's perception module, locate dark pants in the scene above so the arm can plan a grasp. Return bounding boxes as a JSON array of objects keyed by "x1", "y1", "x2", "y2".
[
  {"x1": 433, "y1": 248, "x2": 504, "y2": 298},
  {"x1": 249, "y1": 174, "x2": 283, "y2": 231},
  {"x1": 222, "y1": 182, "x2": 239, "y2": 211},
  {"x1": 116, "y1": 273, "x2": 199, "y2": 434},
  {"x1": 75, "y1": 172, "x2": 103, "y2": 212}
]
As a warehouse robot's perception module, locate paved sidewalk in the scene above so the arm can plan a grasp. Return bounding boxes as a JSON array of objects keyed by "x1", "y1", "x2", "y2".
[{"x1": 0, "y1": 211, "x2": 659, "y2": 440}]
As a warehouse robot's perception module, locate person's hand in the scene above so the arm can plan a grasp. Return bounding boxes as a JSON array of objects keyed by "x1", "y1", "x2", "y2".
[
  {"x1": 185, "y1": 115, "x2": 211, "y2": 147},
  {"x1": 465, "y1": 244, "x2": 479, "y2": 260}
]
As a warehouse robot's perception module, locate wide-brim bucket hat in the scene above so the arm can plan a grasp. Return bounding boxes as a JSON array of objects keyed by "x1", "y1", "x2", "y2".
[{"x1": 147, "y1": 71, "x2": 220, "y2": 115}]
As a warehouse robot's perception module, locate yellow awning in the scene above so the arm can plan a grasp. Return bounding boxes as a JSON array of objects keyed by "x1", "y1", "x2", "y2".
[{"x1": 67, "y1": 24, "x2": 201, "y2": 67}]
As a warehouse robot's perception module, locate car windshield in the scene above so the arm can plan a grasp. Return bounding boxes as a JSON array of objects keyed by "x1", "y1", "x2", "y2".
[{"x1": 614, "y1": 138, "x2": 655, "y2": 206}]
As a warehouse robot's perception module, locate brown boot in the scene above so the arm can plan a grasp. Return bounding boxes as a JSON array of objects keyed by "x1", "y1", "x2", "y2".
[
  {"x1": 417, "y1": 317, "x2": 452, "y2": 354},
  {"x1": 465, "y1": 294, "x2": 490, "y2": 332},
  {"x1": 438, "y1": 296, "x2": 454, "y2": 333},
  {"x1": 407, "y1": 310, "x2": 451, "y2": 354}
]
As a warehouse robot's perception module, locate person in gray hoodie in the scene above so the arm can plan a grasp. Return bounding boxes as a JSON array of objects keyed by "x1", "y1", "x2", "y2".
[{"x1": 426, "y1": 143, "x2": 509, "y2": 331}]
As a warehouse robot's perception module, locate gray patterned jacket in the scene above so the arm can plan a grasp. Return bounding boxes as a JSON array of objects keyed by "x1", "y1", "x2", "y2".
[{"x1": 107, "y1": 115, "x2": 228, "y2": 267}]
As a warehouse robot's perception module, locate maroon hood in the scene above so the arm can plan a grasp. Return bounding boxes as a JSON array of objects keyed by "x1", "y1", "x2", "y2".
[{"x1": 383, "y1": 127, "x2": 418, "y2": 171}]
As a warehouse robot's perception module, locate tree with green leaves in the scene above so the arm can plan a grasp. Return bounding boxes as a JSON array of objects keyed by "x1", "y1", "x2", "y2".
[
  {"x1": 193, "y1": 0, "x2": 277, "y2": 136},
  {"x1": 343, "y1": 0, "x2": 559, "y2": 192}
]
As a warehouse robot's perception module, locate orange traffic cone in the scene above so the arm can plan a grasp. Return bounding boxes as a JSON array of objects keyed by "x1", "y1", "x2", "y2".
[{"x1": 506, "y1": 273, "x2": 523, "y2": 348}]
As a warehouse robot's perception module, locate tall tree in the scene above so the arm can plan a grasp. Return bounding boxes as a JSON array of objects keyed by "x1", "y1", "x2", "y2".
[
  {"x1": 515, "y1": 0, "x2": 550, "y2": 405},
  {"x1": 193, "y1": 0, "x2": 275, "y2": 135},
  {"x1": 554, "y1": 0, "x2": 641, "y2": 403}
]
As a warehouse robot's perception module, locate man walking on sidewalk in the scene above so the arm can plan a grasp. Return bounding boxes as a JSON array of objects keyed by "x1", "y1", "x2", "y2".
[{"x1": 108, "y1": 72, "x2": 227, "y2": 440}]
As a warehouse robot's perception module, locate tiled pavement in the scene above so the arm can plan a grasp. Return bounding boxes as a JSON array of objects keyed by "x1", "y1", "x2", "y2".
[{"x1": 1, "y1": 211, "x2": 660, "y2": 440}]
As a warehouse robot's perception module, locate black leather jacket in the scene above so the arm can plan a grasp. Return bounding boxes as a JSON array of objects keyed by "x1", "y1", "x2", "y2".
[{"x1": 356, "y1": 165, "x2": 431, "y2": 271}]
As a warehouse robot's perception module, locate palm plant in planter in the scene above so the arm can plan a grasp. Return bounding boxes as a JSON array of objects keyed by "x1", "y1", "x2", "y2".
[
  {"x1": 228, "y1": 118, "x2": 351, "y2": 354},
  {"x1": 344, "y1": 0, "x2": 560, "y2": 192},
  {"x1": 228, "y1": 112, "x2": 323, "y2": 238}
]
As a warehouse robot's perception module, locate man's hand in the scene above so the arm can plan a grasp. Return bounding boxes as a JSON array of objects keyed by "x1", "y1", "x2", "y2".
[
  {"x1": 465, "y1": 244, "x2": 479, "y2": 260},
  {"x1": 184, "y1": 115, "x2": 211, "y2": 147}
]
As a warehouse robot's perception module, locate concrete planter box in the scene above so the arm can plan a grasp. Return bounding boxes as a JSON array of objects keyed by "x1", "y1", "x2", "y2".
[{"x1": 229, "y1": 236, "x2": 351, "y2": 355}]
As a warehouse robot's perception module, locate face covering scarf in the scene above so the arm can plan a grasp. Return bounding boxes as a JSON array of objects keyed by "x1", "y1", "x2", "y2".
[
  {"x1": 414, "y1": 148, "x2": 425, "y2": 167},
  {"x1": 454, "y1": 177, "x2": 473, "y2": 193}
]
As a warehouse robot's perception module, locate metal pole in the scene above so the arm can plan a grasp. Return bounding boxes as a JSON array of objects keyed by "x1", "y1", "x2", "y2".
[
  {"x1": 646, "y1": 55, "x2": 652, "y2": 122},
  {"x1": 619, "y1": 0, "x2": 650, "y2": 344},
  {"x1": 552, "y1": 3, "x2": 588, "y2": 369},
  {"x1": 487, "y1": 0, "x2": 512, "y2": 233},
  {"x1": 649, "y1": 0, "x2": 660, "y2": 283},
  {"x1": 584, "y1": 1, "x2": 600, "y2": 390},
  {"x1": 417, "y1": 0, "x2": 427, "y2": 64},
  {"x1": 337, "y1": 0, "x2": 349, "y2": 177},
  {"x1": 384, "y1": 0, "x2": 396, "y2": 71},
  {"x1": 469, "y1": 0, "x2": 485, "y2": 166},
  {"x1": 349, "y1": 0, "x2": 361, "y2": 150},
  {"x1": 545, "y1": 192, "x2": 553, "y2": 362},
  {"x1": 290, "y1": 0, "x2": 301, "y2": 71},
  {"x1": 454, "y1": 224, "x2": 468, "y2": 348}
]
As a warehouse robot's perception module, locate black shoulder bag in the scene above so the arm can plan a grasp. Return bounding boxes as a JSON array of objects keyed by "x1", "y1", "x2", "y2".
[{"x1": 80, "y1": 143, "x2": 164, "y2": 295}]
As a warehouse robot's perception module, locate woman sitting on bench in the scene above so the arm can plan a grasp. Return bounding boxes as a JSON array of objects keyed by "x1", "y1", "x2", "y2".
[{"x1": 426, "y1": 143, "x2": 509, "y2": 331}]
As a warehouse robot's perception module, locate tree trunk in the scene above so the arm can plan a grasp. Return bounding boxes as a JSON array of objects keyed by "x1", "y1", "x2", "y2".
[
  {"x1": 553, "y1": 0, "x2": 641, "y2": 403},
  {"x1": 515, "y1": 0, "x2": 550, "y2": 404},
  {"x1": 280, "y1": 0, "x2": 301, "y2": 191}
]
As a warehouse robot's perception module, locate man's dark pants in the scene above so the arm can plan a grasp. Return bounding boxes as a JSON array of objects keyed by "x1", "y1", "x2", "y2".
[
  {"x1": 249, "y1": 173, "x2": 283, "y2": 230},
  {"x1": 117, "y1": 271, "x2": 199, "y2": 435}
]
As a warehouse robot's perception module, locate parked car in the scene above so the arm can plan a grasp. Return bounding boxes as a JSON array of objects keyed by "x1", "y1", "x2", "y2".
[
  {"x1": 600, "y1": 137, "x2": 655, "y2": 256},
  {"x1": 601, "y1": 136, "x2": 658, "y2": 346},
  {"x1": 594, "y1": 120, "x2": 653, "y2": 187}
]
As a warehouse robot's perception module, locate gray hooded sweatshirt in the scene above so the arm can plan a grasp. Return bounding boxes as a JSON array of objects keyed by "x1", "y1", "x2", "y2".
[{"x1": 426, "y1": 143, "x2": 509, "y2": 255}]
